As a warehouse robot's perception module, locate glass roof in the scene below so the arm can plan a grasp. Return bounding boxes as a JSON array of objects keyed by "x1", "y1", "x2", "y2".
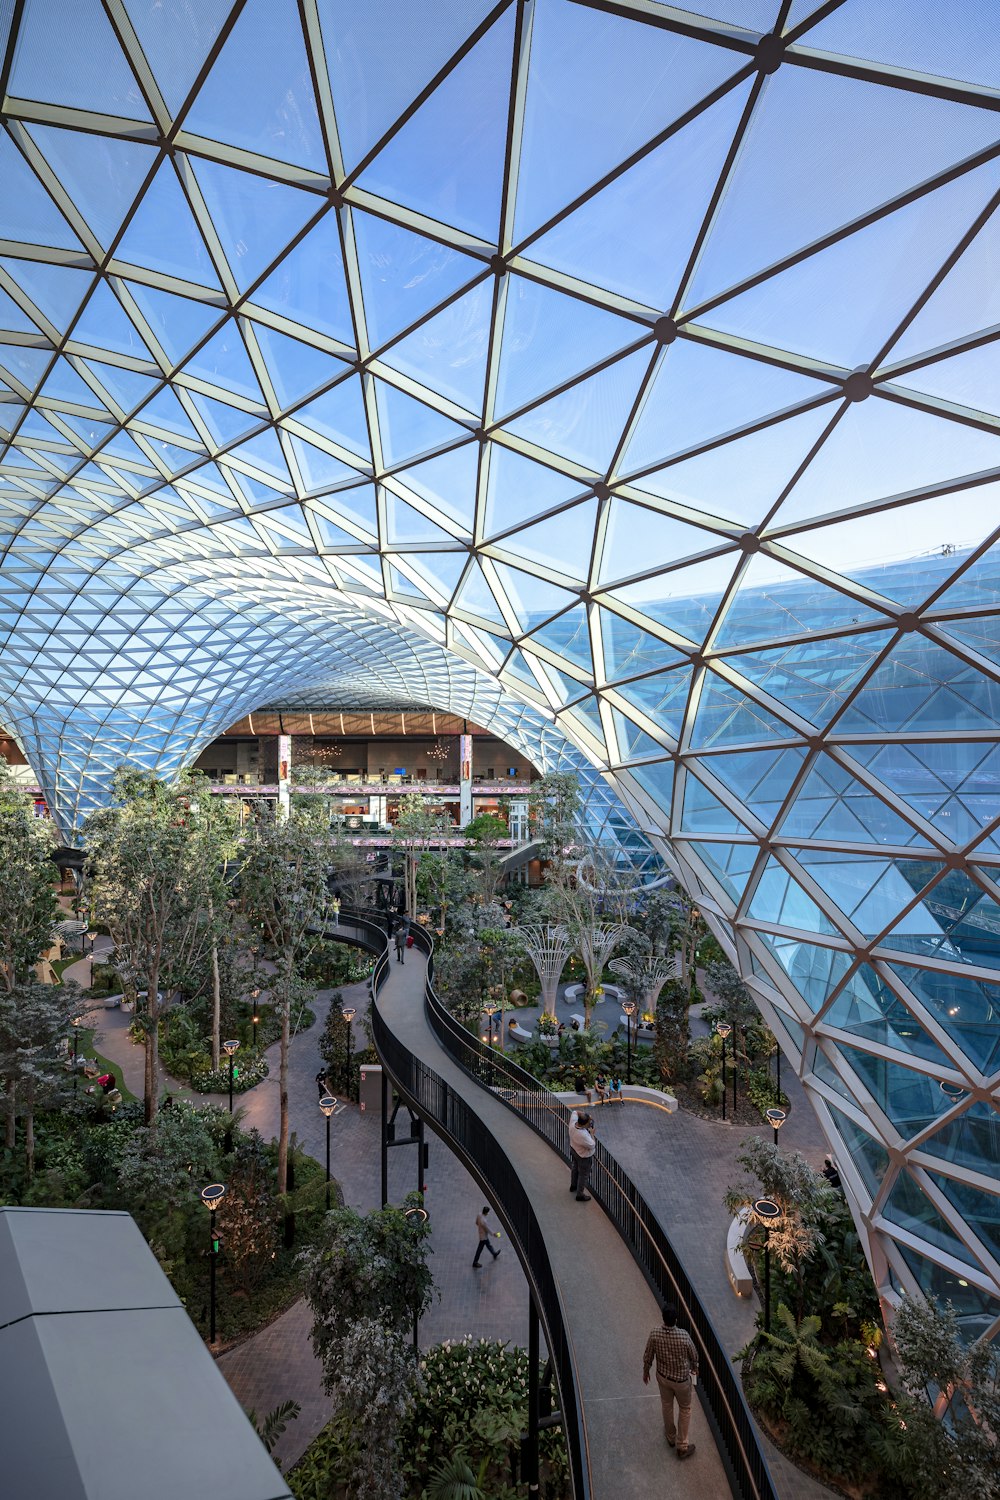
[{"x1": 1, "y1": 0, "x2": 1000, "y2": 1334}]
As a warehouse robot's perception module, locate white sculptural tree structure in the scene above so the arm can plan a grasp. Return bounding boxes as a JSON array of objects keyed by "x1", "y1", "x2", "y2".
[
  {"x1": 611, "y1": 951, "x2": 678, "y2": 1016},
  {"x1": 516, "y1": 924, "x2": 573, "y2": 1019},
  {"x1": 570, "y1": 922, "x2": 632, "y2": 1030}
]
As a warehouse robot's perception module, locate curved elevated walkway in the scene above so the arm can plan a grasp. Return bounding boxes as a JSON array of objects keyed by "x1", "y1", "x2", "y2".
[{"x1": 356, "y1": 926, "x2": 731, "y2": 1500}]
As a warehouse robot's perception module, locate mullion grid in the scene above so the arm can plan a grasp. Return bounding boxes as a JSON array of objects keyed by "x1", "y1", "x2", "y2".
[{"x1": 2, "y1": 0, "x2": 1000, "y2": 1322}]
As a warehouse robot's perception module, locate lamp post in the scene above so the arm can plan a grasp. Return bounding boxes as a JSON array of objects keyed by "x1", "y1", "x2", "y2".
[
  {"x1": 766, "y1": 1106, "x2": 787, "y2": 1147},
  {"x1": 402, "y1": 1205, "x2": 429, "y2": 1355},
  {"x1": 753, "y1": 1197, "x2": 781, "y2": 1333},
  {"x1": 319, "y1": 1094, "x2": 337, "y2": 1209},
  {"x1": 201, "y1": 1183, "x2": 226, "y2": 1345},
  {"x1": 341, "y1": 1006, "x2": 355, "y2": 1096},
  {"x1": 72, "y1": 1014, "x2": 81, "y2": 1094},
  {"x1": 622, "y1": 999, "x2": 636, "y2": 1085},
  {"x1": 484, "y1": 999, "x2": 499, "y2": 1047},
  {"x1": 773, "y1": 1036, "x2": 781, "y2": 1103},
  {"x1": 716, "y1": 1021, "x2": 731, "y2": 1121},
  {"x1": 250, "y1": 986, "x2": 260, "y2": 1050},
  {"x1": 222, "y1": 1038, "x2": 240, "y2": 1113}
]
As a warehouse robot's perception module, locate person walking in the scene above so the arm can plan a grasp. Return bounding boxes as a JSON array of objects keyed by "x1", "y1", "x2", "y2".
[
  {"x1": 316, "y1": 1068, "x2": 329, "y2": 1100},
  {"x1": 568, "y1": 1109, "x2": 596, "y2": 1201},
  {"x1": 472, "y1": 1206, "x2": 502, "y2": 1267},
  {"x1": 642, "y1": 1302, "x2": 699, "y2": 1460},
  {"x1": 394, "y1": 920, "x2": 406, "y2": 963}
]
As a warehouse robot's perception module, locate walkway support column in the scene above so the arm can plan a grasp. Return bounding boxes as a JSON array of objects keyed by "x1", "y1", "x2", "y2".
[{"x1": 522, "y1": 1297, "x2": 540, "y2": 1497}]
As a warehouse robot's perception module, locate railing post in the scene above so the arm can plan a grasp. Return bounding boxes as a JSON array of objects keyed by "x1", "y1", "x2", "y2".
[
  {"x1": 523, "y1": 1296, "x2": 540, "y2": 1497},
  {"x1": 380, "y1": 1066, "x2": 389, "y2": 1208}
]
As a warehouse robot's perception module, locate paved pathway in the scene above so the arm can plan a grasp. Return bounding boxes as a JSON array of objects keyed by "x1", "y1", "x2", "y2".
[{"x1": 376, "y1": 943, "x2": 730, "y2": 1500}]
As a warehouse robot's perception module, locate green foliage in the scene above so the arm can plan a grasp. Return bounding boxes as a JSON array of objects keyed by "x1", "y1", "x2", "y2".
[
  {"x1": 744, "y1": 1064, "x2": 787, "y2": 1117},
  {"x1": 0, "y1": 762, "x2": 59, "y2": 990},
  {"x1": 247, "y1": 1400, "x2": 301, "y2": 1462}
]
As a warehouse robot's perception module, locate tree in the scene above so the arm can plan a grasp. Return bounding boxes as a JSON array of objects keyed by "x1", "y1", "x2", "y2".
[
  {"x1": 462, "y1": 813, "x2": 507, "y2": 908},
  {"x1": 612, "y1": 949, "x2": 684, "y2": 1076},
  {"x1": 644, "y1": 888, "x2": 705, "y2": 997},
  {"x1": 0, "y1": 979, "x2": 89, "y2": 1175},
  {"x1": 240, "y1": 807, "x2": 332, "y2": 1193},
  {"x1": 0, "y1": 763, "x2": 59, "y2": 994},
  {"x1": 86, "y1": 768, "x2": 237, "y2": 1122},
  {"x1": 725, "y1": 1138, "x2": 837, "y2": 1322},
  {"x1": 325, "y1": 1318, "x2": 415, "y2": 1500},
  {"x1": 215, "y1": 1131, "x2": 279, "y2": 1293},
  {"x1": 393, "y1": 796, "x2": 450, "y2": 921},
  {"x1": 527, "y1": 771, "x2": 581, "y2": 862}
]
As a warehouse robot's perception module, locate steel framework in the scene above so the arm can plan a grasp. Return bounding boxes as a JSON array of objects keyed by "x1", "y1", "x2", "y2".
[{"x1": 1, "y1": 1, "x2": 1000, "y2": 1336}]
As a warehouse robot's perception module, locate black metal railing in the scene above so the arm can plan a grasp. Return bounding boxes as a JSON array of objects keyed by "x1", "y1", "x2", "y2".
[
  {"x1": 329, "y1": 910, "x2": 592, "y2": 1500},
  {"x1": 407, "y1": 925, "x2": 777, "y2": 1500}
]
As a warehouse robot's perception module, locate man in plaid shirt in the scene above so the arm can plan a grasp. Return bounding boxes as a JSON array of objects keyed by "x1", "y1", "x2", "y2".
[{"x1": 642, "y1": 1302, "x2": 699, "y2": 1459}]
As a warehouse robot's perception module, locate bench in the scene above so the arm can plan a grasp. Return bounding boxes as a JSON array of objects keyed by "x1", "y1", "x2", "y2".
[
  {"x1": 726, "y1": 1213, "x2": 753, "y2": 1297},
  {"x1": 508, "y1": 1022, "x2": 532, "y2": 1046},
  {"x1": 564, "y1": 982, "x2": 622, "y2": 1005}
]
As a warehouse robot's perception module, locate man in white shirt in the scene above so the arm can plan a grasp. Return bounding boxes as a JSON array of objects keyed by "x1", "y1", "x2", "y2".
[{"x1": 568, "y1": 1110, "x2": 596, "y2": 1201}]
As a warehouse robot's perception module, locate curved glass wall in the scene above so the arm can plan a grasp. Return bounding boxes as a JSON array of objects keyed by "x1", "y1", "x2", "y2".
[{"x1": 1, "y1": 0, "x2": 998, "y2": 1336}]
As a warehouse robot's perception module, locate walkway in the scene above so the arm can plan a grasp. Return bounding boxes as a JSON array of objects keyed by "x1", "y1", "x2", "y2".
[{"x1": 375, "y1": 943, "x2": 730, "y2": 1500}]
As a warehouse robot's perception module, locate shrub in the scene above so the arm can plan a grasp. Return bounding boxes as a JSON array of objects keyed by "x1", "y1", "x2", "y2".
[{"x1": 189, "y1": 1053, "x2": 269, "y2": 1093}]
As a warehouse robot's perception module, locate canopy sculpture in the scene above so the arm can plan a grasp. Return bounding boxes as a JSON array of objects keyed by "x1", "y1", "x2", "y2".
[
  {"x1": 611, "y1": 952, "x2": 679, "y2": 1017},
  {"x1": 516, "y1": 924, "x2": 573, "y2": 1019},
  {"x1": 0, "y1": 0, "x2": 999, "y2": 1337}
]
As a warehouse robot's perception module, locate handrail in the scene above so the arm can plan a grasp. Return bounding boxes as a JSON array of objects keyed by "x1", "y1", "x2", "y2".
[
  {"x1": 331, "y1": 909, "x2": 592, "y2": 1500},
  {"x1": 407, "y1": 925, "x2": 778, "y2": 1500}
]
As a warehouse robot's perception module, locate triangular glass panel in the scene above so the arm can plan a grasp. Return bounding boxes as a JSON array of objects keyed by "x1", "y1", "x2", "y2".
[
  {"x1": 804, "y1": 0, "x2": 1000, "y2": 89},
  {"x1": 513, "y1": 0, "x2": 743, "y2": 241},
  {"x1": 252, "y1": 209, "x2": 354, "y2": 344},
  {"x1": 483, "y1": 444, "x2": 582, "y2": 536},
  {"x1": 294, "y1": 376, "x2": 371, "y2": 459},
  {"x1": 125, "y1": 0, "x2": 235, "y2": 115},
  {"x1": 525, "y1": 82, "x2": 752, "y2": 310},
  {"x1": 628, "y1": 759, "x2": 676, "y2": 818},
  {"x1": 352, "y1": 211, "x2": 482, "y2": 351},
  {"x1": 39, "y1": 357, "x2": 109, "y2": 408},
  {"x1": 884, "y1": 1170, "x2": 980, "y2": 1267},
  {"x1": 394, "y1": 444, "x2": 478, "y2": 531},
  {"x1": 615, "y1": 665, "x2": 693, "y2": 742},
  {"x1": 683, "y1": 64, "x2": 1000, "y2": 309},
  {"x1": 373, "y1": 380, "x2": 468, "y2": 466},
  {"x1": 823, "y1": 965, "x2": 945, "y2": 1065},
  {"x1": 630, "y1": 404, "x2": 836, "y2": 529},
  {"x1": 770, "y1": 397, "x2": 1000, "y2": 531},
  {"x1": 226, "y1": 429, "x2": 294, "y2": 487},
  {"x1": 393, "y1": 550, "x2": 466, "y2": 603},
  {"x1": 9, "y1": 0, "x2": 152, "y2": 119},
  {"x1": 0, "y1": 132, "x2": 83, "y2": 251},
  {"x1": 131, "y1": 384, "x2": 203, "y2": 442},
  {"x1": 496, "y1": 499, "x2": 597, "y2": 581},
  {"x1": 893, "y1": 340, "x2": 1000, "y2": 420},
  {"x1": 185, "y1": 0, "x2": 325, "y2": 171},
  {"x1": 889, "y1": 963, "x2": 1000, "y2": 1076},
  {"x1": 192, "y1": 156, "x2": 320, "y2": 292},
  {"x1": 495, "y1": 274, "x2": 641, "y2": 418},
  {"x1": 69, "y1": 283, "x2": 153, "y2": 361},
  {"x1": 249, "y1": 322, "x2": 347, "y2": 409},
  {"x1": 0, "y1": 259, "x2": 94, "y2": 334},
  {"x1": 453, "y1": 559, "x2": 508, "y2": 625},
  {"x1": 288, "y1": 435, "x2": 362, "y2": 491},
  {"x1": 705, "y1": 160, "x2": 1000, "y2": 369},
  {"x1": 563, "y1": 694, "x2": 606, "y2": 746},
  {"x1": 611, "y1": 709, "x2": 668, "y2": 762},
  {"x1": 826, "y1": 1104, "x2": 890, "y2": 1195},
  {"x1": 531, "y1": 604, "x2": 593, "y2": 673},
  {"x1": 691, "y1": 666, "x2": 800, "y2": 748},
  {"x1": 304, "y1": 508, "x2": 362, "y2": 549},
  {"x1": 384, "y1": 493, "x2": 457, "y2": 545},
  {"x1": 921, "y1": 1100, "x2": 1000, "y2": 1175},
  {"x1": 610, "y1": 553, "x2": 739, "y2": 643},
  {"x1": 181, "y1": 323, "x2": 264, "y2": 404},
  {"x1": 188, "y1": 393, "x2": 263, "y2": 448},
  {"x1": 838, "y1": 638, "x2": 1000, "y2": 735},
  {"x1": 622, "y1": 339, "x2": 830, "y2": 476},
  {"x1": 789, "y1": 847, "x2": 940, "y2": 938},
  {"x1": 747, "y1": 856, "x2": 841, "y2": 934},
  {"x1": 680, "y1": 772, "x2": 748, "y2": 834},
  {"x1": 779, "y1": 752, "x2": 920, "y2": 845},
  {"x1": 0, "y1": 286, "x2": 42, "y2": 335},
  {"x1": 492, "y1": 561, "x2": 579, "y2": 632},
  {"x1": 689, "y1": 840, "x2": 760, "y2": 903},
  {"x1": 318, "y1": 0, "x2": 496, "y2": 171},
  {"x1": 116, "y1": 161, "x2": 221, "y2": 287},
  {"x1": 927, "y1": 1173, "x2": 1000, "y2": 1265},
  {"x1": 26, "y1": 124, "x2": 157, "y2": 251},
  {"x1": 714, "y1": 553, "x2": 890, "y2": 650},
  {"x1": 709, "y1": 745, "x2": 808, "y2": 824},
  {"x1": 124, "y1": 282, "x2": 225, "y2": 367},
  {"x1": 719, "y1": 631, "x2": 894, "y2": 728},
  {"x1": 598, "y1": 499, "x2": 730, "y2": 589},
  {"x1": 314, "y1": 483, "x2": 378, "y2": 536},
  {"x1": 507, "y1": 348, "x2": 649, "y2": 473},
  {"x1": 599, "y1": 609, "x2": 685, "y2": 682},
  {"x1": 357, "y1": 7, "x2": 515, "y2": 239},
  {"x1": 850, "y1": 739, "x2": 1000, "y2": 852},
  {"x1": 381, "y1": 280, "x2": 492, "y2": 413}
]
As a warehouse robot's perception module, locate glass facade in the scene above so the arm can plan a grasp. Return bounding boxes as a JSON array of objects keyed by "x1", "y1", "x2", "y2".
[{"x1": 0, "y1": 0, "x2": 998, "y2": 1334}]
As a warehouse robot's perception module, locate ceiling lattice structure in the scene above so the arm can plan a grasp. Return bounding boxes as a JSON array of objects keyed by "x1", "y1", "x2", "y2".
[{"x1": 1, "y1": 0, "x2": 1000, "y2": 1337}]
